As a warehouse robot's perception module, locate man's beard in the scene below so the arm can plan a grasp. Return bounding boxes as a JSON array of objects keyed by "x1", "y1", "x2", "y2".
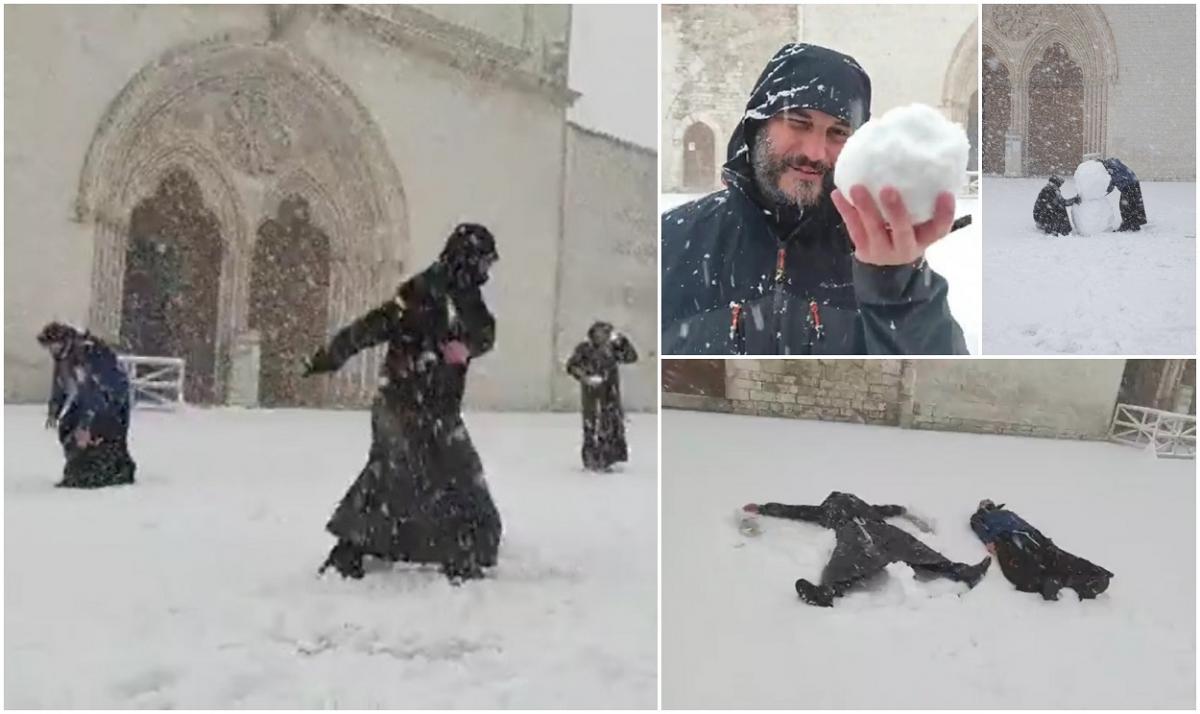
[{"x1": 751, "y1": 134, "x2": 830, "y2": 209}]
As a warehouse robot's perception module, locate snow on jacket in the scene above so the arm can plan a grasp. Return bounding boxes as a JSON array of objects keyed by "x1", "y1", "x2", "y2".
[{"x1": 661, "y1": 43, "x2": 967, "y2": 355}]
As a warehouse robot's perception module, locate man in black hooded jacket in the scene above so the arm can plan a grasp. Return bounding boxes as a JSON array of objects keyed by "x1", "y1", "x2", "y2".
[
  {"x1": 744, "y1": 492, "x2": 991, "y2": 607},
  {"x1": 662, "y1": 43, "x2": 968, "y2": 355}
]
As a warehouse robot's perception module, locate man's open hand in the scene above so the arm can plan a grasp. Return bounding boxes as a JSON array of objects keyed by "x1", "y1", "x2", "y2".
[{"x1": 832, "y1": 185, "x2": 956, "y2": 266}]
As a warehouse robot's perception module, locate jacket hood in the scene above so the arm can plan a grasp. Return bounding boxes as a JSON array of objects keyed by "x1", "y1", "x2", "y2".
[{"x1": 723, "y1": 43, "x2": 872, "y2": 195}]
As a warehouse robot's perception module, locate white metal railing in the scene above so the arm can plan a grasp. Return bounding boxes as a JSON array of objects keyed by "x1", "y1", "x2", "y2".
[
  {"x1": 1108, "y1": 403, "x2": 1196, "y2": 459},
  {"x1": 962, "y1": 171, "x2": 980, "y2": 197},
  {"x1": 118, "y1": 355, "x2": 186, "y2": 409}
]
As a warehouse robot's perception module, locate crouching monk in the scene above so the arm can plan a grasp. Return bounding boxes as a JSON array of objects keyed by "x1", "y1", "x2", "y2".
[
  {"x1": 745, "y1": 491, "x2": 991, "y2": 606},
  {"x1": 37, "y1": 322, "x2": 136, "y2": 489},
  {"x1": 306, "y1": 223, "x2": 502, "y2": 583},
  {"x1": 971, "y1": 499, "x2": 1113, "y2": 601}
]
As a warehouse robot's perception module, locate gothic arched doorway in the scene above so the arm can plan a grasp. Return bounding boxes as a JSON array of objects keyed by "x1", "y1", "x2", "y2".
[
  {"x1": 120, "y1": 168, "x2": 222, "y2": 403},
  {"x1": 981, "y1": 46, "x2": 1011, "y2": 174},
  {"x1": 1027, "y1": 43, "x2": 1084, "y2": 176},
  {"x1": 250, "y1": 196, "x2": 332, "y2": 407},
  {"x1": 682, "y1": 121, "x2": 716, "y2": 190},
  {"x1": 77, "y1": 41, "x2": 410, "y2": 408},
  {"x1": 968, "y1": 90, "x2": 979, "y2": 171}
]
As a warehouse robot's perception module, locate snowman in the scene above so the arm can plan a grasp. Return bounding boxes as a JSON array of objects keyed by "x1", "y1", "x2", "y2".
[{"x1": 1070, "y1": 160, "x2": 1118, "y2": 236}]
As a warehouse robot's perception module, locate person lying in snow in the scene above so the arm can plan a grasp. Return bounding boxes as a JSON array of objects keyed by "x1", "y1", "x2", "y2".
[
  {"x1": 566, "y1": 321, "x2": 638, "y2": 472},
  {"x1": 970, "y1": 499, "x2": 1113, "y2": 601},
  {"x1": 306, "y1": 223, "x2": 502, "y2": 583},
  {"x1": 1033, "y1": 175, "x2": 1081, "y2": 236},
  {"x1": 37, "y1": 322, "x2": 136, "y2": 489},
  {"x1": 743, "y1": 491, "x2": 991, "y2": 607}
]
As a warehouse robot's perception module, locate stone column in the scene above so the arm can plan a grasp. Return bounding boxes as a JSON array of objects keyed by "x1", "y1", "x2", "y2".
[{"x1": 226, "y1": 329, "x2": 261, "y2": 407}]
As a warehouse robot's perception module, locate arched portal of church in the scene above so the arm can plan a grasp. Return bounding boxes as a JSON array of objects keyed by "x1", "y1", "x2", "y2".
[
  {"x1": 682, "y1": 121, "x2": 716, "y2": 191},
  {"x1": 968, "y1": 91, "x2": 979, "y2": 172},
  {"x1": 981, "y1": 46, "x2": 1011, "y2": 174},
  {"x1": 120, "y1": 169, "x2": 222, "y2": 403},
  {"x1": 76, "y1": 40, "x2": 410, "y2": 407},
  {"x1": 250, "y1": 196, "x2": 332, "y2": 407},
  {"x1": 1027, "y1": 43, "x2": 1084, "y2": 176}
]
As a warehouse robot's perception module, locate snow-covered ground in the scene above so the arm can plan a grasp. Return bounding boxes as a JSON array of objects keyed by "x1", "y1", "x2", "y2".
[
  {"x1": 5, "y1": 406, "x2": 657, "y2": 708},
  {"x1": 983, "y1": 178, "x2": 1196, "y2": 355},
  {"x1": 662, "y1": 409, "x2": 1195, "y2": 709},
  {"x1": 662, "y1": 193, "x2": 982, "y2": 354}
]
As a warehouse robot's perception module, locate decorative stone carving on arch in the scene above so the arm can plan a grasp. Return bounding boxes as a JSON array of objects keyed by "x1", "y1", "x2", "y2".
[
  {"x1": 982, "y1": 45, "x2": 1013, "y2": 175},
  {"x1": 982, "y1": 5, "x2": 1118, "y2": 175},
  {"x1": 672, "y1": 113, "x2": 724, "y2": 192},
  {"x1": 942, "y1": 18, "x2": 979, "y2": 129},
  {"x1": 75, "y1": 36, "x2": 408, "y2": 405}
]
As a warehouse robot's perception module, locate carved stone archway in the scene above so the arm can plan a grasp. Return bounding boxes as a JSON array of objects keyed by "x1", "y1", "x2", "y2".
[
  {"x1": 1027, "y1": 44, "x2": 1085, "y2": 176},
  {"x1": 983, "y1": 5, "x2": 1118, "y2": 176},
  {"x1": 75, "y1": 37, "x2": 409, "y2": 405},
  {"x1": 982, "y1": 45, "x2": 1012, "y2": 174},
  {"x1": 942, "y1": 18, "x2": 979, "y2": 129}
]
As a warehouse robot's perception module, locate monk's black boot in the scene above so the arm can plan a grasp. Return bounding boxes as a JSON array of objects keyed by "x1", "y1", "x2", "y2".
[{"x1": 795, "y1": 579, "x2": 835, "y2": 607}]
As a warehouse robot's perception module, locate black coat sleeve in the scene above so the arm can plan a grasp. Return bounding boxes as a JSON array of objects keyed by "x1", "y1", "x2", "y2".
[
  {"x1": 309, "y1": 300, "x2": 402, "y2": 374},
  {"x1": 612, "y1": 335, "x2": 638, "y2": 364},
  {"x1": 449, "y1": 287, "x2": 496, "y2": 358},
  {"x1": 758, "y1": 503, "x2": 824, "y2": 522},
  {"x1": 872, "y1": 504, "x2": 906, "y2": 518},
  {"x1": 566, "y1": 343, "x2": 589, "y2": 381},
  {"x1": 852, "y1": 257, "x2": 969, "y2": 355},
  {"x1": 47, "y1": 362, "x2": 67, "y2": 420}
]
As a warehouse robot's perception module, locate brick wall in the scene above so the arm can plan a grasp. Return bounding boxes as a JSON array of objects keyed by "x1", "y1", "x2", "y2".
[
  {"x1": 724, "y1": 359, "x2": 904, "y2": 424},
  {"x1": 663, "y1": 359, "x2": 1134, "y2": 440}
]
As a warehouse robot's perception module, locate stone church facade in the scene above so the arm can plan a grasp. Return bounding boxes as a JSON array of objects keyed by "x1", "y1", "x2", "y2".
[
  {"x1": 982, "y1": 4, "x2": 1195, "y2": 179},
  {"x1": 5, "y1": 5, "x2": 657, "y2": 411},
  {"x1": 661, "y1": 4, "x2": 979, "y2": 193}
]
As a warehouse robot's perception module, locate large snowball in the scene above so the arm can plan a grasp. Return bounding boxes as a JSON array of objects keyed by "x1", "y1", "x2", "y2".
[
  {"x1": 833, "y1": 103, "x2": 970, "y2": 224},
  {"x1": 1072, "y1": 197, "x2": 1116, "y2": 236},
  {"x1": 1073, "y1": 160, "x2": 1111, "y2": 201}
]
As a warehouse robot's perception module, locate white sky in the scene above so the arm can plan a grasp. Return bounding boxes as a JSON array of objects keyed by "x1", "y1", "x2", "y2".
[{"x1": 567, "y1": 4, "x2": 658, "y2": 150}]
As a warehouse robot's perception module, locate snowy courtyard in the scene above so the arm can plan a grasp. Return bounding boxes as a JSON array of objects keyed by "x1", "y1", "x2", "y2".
[
  {"x1": 5, "y1": 406, "x2": 657, "y2": 708},
  {"x1": 662, "y1": 409, "x2": 1196, "y2": 709},
  {"x1": 662, "y1": 193, "x2": 982, "y2": 354},
  {"x1": 983, "y1": 178, "x2": 1196, "y2": 355}
]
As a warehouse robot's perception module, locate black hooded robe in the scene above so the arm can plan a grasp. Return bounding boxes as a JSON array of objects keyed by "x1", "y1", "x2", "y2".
[
  {"x1": 662, "y1": 43, "x2": 968, "y2": 356},
  {"x1": 42, "y1": 326, "x2": 136, "y2": 489},
  {"x1": 310, "y1": 270, "x2": 501, "y2": 579},
  {"x1": 566, "y1": 327, "x2": 638, "y2": 471},
  {"x1": 757, "y1": 491, "x2": 990, "y2": 606},
  {"x1": 970, "y1": 505, "x2": 1113, "y2": 600},
  {"x1": 1101, "y1": 158, "x2": 1147, "y2": 232},
  {"x1": 1033, "y1": 182, "x2": 1078, "y2": 236}
]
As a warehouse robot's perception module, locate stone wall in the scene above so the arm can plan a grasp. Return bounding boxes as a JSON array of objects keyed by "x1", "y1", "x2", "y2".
[
  {"x1": 908, "y1": 359, "x2": 1127, "y2": 439},
  {"x1": 1102, "y1": 5, "x2": 1196, "y2": 180},
  {"x1": 553, "y1": 124, "x2": 658, "y2": 412},
  {"x1": 723, "y1": 359, "x2": 904, "y2": 425},
  {"x1": 663, "y1": 359, "x2": 1130, "y2": 440}
]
